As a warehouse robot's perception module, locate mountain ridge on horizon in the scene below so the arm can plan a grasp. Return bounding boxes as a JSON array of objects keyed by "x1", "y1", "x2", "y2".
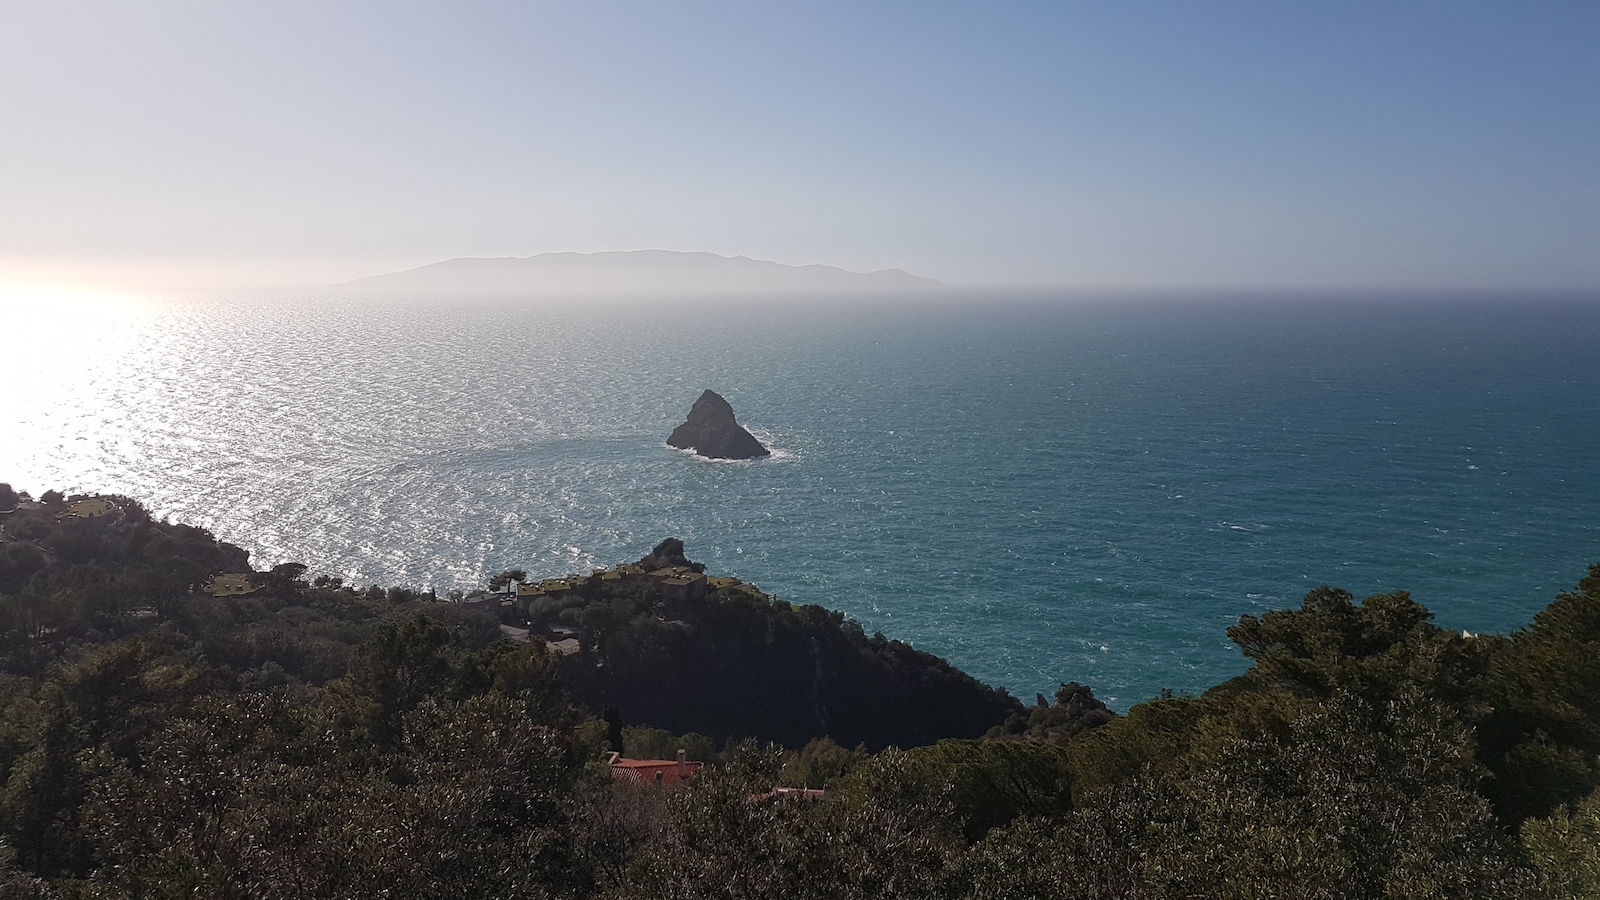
[{"x1": 335, "y1": 249, "x2": 943, "y2": 293}]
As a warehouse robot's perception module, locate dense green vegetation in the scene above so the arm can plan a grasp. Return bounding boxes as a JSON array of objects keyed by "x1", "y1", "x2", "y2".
[{"x1": 2, "y1": 484, "x2": 1599, "y2": 897}]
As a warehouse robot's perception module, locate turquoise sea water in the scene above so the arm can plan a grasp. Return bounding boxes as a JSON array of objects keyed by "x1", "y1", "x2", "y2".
[{"x1": 5, "y1": 290, "x2": 1599, "y2": 707}]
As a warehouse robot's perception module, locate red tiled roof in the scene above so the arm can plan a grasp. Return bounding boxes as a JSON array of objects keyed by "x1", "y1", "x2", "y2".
[{"x1": 609, "y1": 757, "x2": 703, "y2": 785}]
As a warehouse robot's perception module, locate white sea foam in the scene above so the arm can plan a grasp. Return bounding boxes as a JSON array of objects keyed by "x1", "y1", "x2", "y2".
[{"x1": 666, "y1": 435, "x2": 796, "y2": 464}]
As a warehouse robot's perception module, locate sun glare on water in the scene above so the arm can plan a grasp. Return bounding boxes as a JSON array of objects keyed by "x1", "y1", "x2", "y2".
[
  {"x1": 0, "y1": 285, "x2": 147, "y2": 342},
  {"x1": 0, "y1": 286, "x2": 158, "y2": 494}
]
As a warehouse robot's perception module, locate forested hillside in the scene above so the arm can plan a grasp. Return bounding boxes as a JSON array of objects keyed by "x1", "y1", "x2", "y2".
[
  {"x1": 2, "y1": 485, "x2": 1598, "y2": 897},
  {"x1": 539, "y1": 539, "x2": 1022, "y2": 750}
]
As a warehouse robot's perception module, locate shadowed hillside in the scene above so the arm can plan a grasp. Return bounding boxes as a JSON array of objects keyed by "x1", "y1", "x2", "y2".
[{"x1": 540, "y1": 541, "x2": 1023, "y2": 749}]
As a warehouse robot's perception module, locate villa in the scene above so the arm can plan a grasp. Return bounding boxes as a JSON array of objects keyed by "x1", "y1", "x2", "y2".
[{"x1": 608, "y1": 749, "x2": 702, "y2": 786}]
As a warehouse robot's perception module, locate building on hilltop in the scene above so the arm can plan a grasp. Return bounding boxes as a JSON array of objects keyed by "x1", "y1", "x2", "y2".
[{"x1": 650, "y1": 567, "x2": 708, "y2": 602}]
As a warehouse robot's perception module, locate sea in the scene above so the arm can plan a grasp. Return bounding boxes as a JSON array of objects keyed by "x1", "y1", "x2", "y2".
[{"x1": 5, "y1": 288, "x2": 1599, "y2": 709}]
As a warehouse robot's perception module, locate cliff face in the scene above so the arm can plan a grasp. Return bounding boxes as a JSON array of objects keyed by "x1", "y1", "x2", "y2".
[{"x1": 667, "y1": 390, "x2": 770, "y2": 460}]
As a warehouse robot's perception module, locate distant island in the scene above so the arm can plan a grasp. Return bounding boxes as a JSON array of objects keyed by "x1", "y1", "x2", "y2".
[{"x1": 334, "y1": 249, "x2": 942, "y2": 292}]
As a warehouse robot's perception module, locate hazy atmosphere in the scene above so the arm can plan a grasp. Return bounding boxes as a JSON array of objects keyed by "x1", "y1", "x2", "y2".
[{"x1": 2, "y1": 1, "x2": 1596, "y2": 290}]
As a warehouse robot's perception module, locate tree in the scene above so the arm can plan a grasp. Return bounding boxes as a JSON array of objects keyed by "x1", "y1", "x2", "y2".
[
  {"x1": 618, "y1": 754, "x2": 965, "y2": 900},
  {"x1": 832, "y1": 739, "x2": 1075, "y2": 842},
  {"x1": 1478, "y1": 563, "x2": 1600, "y2": 822},
  {"x1": 1523, "y1": 785, "x2": 1600, "y2": 898},
  {"x1": 779, "y1": 737, "x2": 866, "y2": 789},
  {"x1": 986, "y1": 681, "x2": 1115, "y2": 744},
  {"x1": 603, "y1": 706, "x2": 624, "y2": 754},
  {"x1": 342, "y1": 615, "x2": 458, "y2": 746},
  {"x1": 264, "y1": 562, "x2": 309, "y2": 595},
  {"x1": 451, "y1": 639, "x2": 568, "y2": 723},
  {"x1": 486, "y1": 569, "x2": 527, "y2": 593},
  {"x1": 1136, "y1": 691, "x2": 1522, "y2": 898},
  {"x1": 1227, "y1": 587, "x2": 1483, "y2": 704},
  {"x1": 0, "y1": 689, "x2": 86, "y2": 875}
]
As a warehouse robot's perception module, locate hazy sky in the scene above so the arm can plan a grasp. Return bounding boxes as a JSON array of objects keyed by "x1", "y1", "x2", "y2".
[{"x1": 2, "y1": 1, "x2": 1595, "y2": 289}]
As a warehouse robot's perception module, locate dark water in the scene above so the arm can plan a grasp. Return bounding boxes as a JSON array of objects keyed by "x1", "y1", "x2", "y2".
[{"x1": 6, "y1": 289, "x2": 1598, "y2": 707}]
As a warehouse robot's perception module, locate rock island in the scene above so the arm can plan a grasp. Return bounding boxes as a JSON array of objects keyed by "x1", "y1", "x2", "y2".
[{"x1": 667, "y1": 389, "x2": 770, "y2": 460}]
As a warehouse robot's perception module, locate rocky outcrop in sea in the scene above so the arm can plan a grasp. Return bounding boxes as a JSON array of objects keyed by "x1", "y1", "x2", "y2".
[{"x1": 667, "y1": 390, "x2": 770, "y2": 460}]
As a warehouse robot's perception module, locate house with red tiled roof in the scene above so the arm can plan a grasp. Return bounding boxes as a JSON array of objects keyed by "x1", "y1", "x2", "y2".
[{"x1": 608, "y1": 749, "x2": 702, "y2": 786}]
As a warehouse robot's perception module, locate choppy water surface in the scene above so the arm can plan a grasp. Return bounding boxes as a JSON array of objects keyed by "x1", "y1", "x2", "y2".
[{"x1": 5, "y1": 288, "x2": 1598, "y2": 707}]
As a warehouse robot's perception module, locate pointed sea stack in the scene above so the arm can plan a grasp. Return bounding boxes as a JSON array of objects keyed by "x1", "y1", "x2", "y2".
[{"x1": 668, "y1": 390, "x2": 770, "y2": 460}]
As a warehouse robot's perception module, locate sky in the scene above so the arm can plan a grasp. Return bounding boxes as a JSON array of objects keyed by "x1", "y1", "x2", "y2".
[{"x1": 1, "y1": 1, "x2": 1596, "y2": 290}]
